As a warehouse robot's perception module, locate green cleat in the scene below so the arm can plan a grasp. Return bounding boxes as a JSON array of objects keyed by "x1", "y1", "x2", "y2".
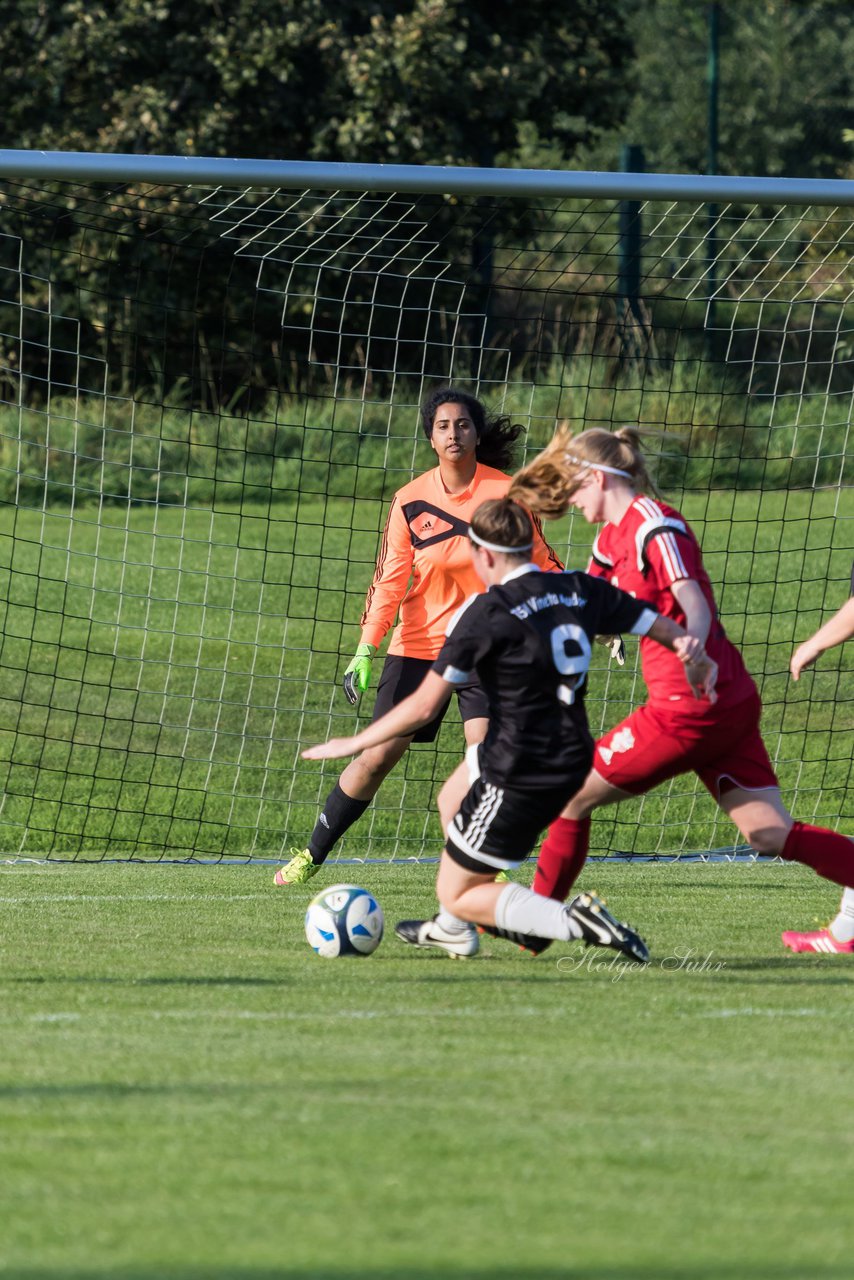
[{"x1": 273, "y1": 848, "x2": 319, "y2": 887}]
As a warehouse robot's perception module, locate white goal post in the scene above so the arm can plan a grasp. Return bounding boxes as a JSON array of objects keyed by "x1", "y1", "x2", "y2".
[{"x1": 0, "y1": 150, "x2": 851, "y2": 863}]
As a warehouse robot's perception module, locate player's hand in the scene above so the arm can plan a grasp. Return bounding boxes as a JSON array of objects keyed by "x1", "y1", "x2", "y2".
[
  {"x1": 685, "y1": 657, "x2": 718, "y2": 703},
  {"x1": 673, "y1": 636, "x2": 718, "y2": 703},
  {"x1": 302, "y1": 737, "x2": 361, "y2": 761},
  {"x1": 597, "y1": 634, "x2": 626, "y2": 665},
  {"x1": 342, "y1": 643, "x2": 376, "y2": 705},
  {"x1": 790, "y1": 642, "x2": 820, "y2": 681}
]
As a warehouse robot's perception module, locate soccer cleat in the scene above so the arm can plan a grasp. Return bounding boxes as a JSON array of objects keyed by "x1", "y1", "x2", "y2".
[
  {"x1": 781, "y1": 927, "x2": 854, "y2": 955},
  {"x1": 394, "y1": 915, "x2": 480, "y2": 959},
  {"x1": 273, "y1": 847, "x2": 320, "y2": 887},
  {"x1": 477, "y1": 923, "x2": 552, "y2": 956},
  {"x1": 566, "y1": 891, "x2": 650, "y2": 965}
]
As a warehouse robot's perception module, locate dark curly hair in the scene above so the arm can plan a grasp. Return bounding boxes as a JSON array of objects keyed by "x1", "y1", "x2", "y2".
[{"x1": 420, "y1": 386, "x2": 525, "y2": 473}]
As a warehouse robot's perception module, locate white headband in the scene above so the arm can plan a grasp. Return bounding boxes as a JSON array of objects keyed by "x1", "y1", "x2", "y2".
[
  {"x1": 469, "y1": 527, "x2": 533, "y2": 555},
  {"x1": 566, "y1": 452, "x2": 632, "y2": 479}
]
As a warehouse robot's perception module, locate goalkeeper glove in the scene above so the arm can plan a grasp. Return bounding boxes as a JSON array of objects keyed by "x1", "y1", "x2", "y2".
[
  {"x1": 597, "y1": 635, "x2": 626, "y2": 666},
  {"x1": 342, "y1": 643, "x2": 376, "y2": 705}
]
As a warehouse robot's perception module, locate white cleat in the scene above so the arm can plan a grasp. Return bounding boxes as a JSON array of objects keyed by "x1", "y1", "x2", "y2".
[{"x1": 394, "y1": 915, "x2": 480, "y2": 958}]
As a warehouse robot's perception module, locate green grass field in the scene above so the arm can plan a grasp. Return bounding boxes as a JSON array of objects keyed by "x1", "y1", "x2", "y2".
[{"x1": 1, "y1": 859, "x2": 852, "y2": 1279}]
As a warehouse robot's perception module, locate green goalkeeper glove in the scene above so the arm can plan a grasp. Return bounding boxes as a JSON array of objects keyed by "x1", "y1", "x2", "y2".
[
  {"x1": 342, "y1": 643, "x2": 376, "y2": 705},
  {"x1": 597, "y1": 635, "x2": 626, "y2": 666}
]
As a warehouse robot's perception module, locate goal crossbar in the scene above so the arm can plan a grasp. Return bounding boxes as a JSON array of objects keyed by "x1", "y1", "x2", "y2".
[{"x1": 1, "y1": 148, "x2": 853, "y2": 206}]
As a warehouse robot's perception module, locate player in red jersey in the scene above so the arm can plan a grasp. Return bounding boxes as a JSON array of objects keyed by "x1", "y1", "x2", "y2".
[
  {"x1": 508, "y1": 424, "x2": 854, "y2": 943},
  {"x1": 274, "y1": 388, "x2": 562, "y2": 887},
  {"x1": 783, "y1": 566, "x2": 854, "y2": 953}
]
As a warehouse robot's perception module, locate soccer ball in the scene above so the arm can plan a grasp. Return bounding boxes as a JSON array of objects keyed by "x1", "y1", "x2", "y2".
[{"x1": 304, "y1": 884, "x2": 384, "y2": 958}]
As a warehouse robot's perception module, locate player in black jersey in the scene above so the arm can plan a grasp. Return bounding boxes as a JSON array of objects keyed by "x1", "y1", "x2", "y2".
[{"x1": 303, "y1": 498, "x2": 717, "y2": 961}]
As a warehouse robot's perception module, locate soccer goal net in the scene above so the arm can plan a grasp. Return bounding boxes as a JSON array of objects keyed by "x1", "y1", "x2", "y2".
[{"x1": 0, "y1": 154, "x2": 851, "y2": 863}]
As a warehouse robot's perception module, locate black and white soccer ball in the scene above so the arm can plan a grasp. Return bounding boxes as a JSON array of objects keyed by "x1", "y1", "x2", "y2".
[{"x1": 304, "y1": 884, "x2": 384, "y2": 958}]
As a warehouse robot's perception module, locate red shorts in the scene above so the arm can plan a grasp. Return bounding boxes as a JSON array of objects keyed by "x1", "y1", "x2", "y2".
[{"x1": 593, "y1": 690, "x2": 779, "y2": 799}]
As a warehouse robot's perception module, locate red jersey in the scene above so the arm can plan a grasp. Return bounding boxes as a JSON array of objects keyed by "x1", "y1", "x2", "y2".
[
  {"x1": 587, "y1": 494, "x2": 756, "y2": 710},
  {"x1": 360, "y1": 463, "x2": 563, "y2": 659}
]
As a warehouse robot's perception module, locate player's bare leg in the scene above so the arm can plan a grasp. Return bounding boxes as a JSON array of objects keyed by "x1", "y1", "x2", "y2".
[
  {"x1": 395, "y1": 850, "x2": 649, "y2": 963},
  {"x1": 338, "y1": 735, "x2": 415, "y2": 800},
  {"x1": 720, "y1": 785, "x2": 854, "y2": 953},
  {"x1": 562, "y1": 769, "x2": 633, "y2": 821},
  {"x1": 717, "y1": 785, "x2": 793, "y2": 856}
]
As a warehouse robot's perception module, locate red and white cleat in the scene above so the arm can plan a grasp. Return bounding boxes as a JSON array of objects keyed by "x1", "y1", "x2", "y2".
[{"x1": 782, "y1": 927, "x2": 854, "y2": 954}]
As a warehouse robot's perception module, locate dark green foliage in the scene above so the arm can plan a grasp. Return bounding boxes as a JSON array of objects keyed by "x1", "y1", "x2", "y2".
[
  {"x1": 585, "y1": 0, "x2": 854, "y2": 179},
  {"x1": 0, "y1": 2, "x2": 637, "y2": 409},
  {"x1": 1, "y1": 0, "x2": 633, "y2": 165}
]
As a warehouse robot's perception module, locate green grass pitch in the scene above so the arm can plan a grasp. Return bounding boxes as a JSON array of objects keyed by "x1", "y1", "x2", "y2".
[{"x1": 1, "y1": 859, "x2": 852, "y2": 1279}]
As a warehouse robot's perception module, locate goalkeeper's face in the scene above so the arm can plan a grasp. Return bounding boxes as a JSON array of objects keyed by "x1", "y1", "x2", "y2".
[{"x1": 429, "y1": 403, "x2": 479, "y2": 462}]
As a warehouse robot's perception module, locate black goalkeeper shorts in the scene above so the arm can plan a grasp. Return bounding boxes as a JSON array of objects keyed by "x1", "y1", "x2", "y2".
[{"x1": 372, "y1": 655, "x2": 488, "y2": 744}]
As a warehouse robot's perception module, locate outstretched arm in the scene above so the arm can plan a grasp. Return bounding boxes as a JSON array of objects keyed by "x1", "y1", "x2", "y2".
[
  {"x1": 303, "y1": 671, "x2": 453, "y2": 760},
  {"x1": 791, "y1": 597, "x2": 854, "y2": 680},
  {"x1": 646, "y1": 615, "x2": 718, "y2": 701}
]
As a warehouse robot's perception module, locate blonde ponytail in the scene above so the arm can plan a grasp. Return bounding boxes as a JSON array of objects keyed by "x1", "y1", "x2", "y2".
[
  {"x1": 508, "y1": 422, "x2": 660, "y2": 520},
  {"x1": 507, "y1": 424, "x2": 579, "y2": 520}
]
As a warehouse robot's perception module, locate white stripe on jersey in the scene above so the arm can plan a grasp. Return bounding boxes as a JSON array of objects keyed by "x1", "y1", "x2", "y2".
[
  {"x1": 629, "y1": 607, "x2": 658, "y2": 636},
  {"x1": 445, "y1": 592, "x2": 480, "y2": 637},
  {"x1": 657, "y1": 530, "x2": 689, "y2": 582},
  {"x1": 438, "y1": 663, "x2": 474, "y2": 685},
  {"x1": 633, "y1": 496, "x2": 688, "y2": 579},
  {"x1": 590, "y1": 530, "x2": 613, "y2": 567}
]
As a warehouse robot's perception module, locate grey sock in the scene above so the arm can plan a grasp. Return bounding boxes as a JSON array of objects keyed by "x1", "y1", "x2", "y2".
[{"x1": 494, "y1": 882, "x2": 581, "y2": 941}]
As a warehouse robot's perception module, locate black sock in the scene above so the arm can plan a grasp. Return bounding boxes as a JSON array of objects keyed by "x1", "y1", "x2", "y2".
[{"x1": 308, "y1": 783, "x2": 371, "y2": 863}]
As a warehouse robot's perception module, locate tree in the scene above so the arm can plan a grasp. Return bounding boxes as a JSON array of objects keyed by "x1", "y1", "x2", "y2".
[
  {"x1": 0, "y1": 0, "x2": 638, "y2": 404},
  {"x1": 584, "y1": 0, "x2": 854, "y2": 179},
  {"x1": 1, "y1": 0, "x2": 633, "y2": 167}
]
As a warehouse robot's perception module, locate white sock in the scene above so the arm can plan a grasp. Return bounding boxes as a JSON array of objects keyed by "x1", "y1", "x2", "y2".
[
  {"x1": 435, "y1": 907, "x2": 474, "y2": 934},
  {"x1": 494, "y1": 882, "x2": 582, "y2": 941},
  {"x1": 829, "y1": 887, "x2": 854, "y2": 943}
]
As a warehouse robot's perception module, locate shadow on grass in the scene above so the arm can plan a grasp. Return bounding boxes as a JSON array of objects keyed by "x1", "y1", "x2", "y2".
[
  {"x1": 4, "y1": 954, "x2": 851, "y2": 990},
  {"x1": 5, "y1": 975, "x2": 286, "y2": 987},
  {"x1": 714, "y1": 957, "x2": 854, "y2": 984},
  {"x1": 3, "y1": 1265, "x2": 851, "y2": 1280},
  {"x1": 0, "y1": 1082, "x2": 277, "y2": 1099}
]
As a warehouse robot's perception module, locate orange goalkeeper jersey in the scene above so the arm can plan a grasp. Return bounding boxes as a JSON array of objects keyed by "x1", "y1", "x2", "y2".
[{"x1": 359, "y1": 463, "x2": 563, "y2": 659}]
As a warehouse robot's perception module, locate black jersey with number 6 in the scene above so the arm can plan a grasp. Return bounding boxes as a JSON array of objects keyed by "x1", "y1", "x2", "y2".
[{"x1": 433, "y1": 565, "x2": 657, "y2": 789}]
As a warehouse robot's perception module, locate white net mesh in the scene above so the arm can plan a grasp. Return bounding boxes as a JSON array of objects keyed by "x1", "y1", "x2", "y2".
[{"x1": 0, "y1": 175, "x2": 850, "y2": 860}]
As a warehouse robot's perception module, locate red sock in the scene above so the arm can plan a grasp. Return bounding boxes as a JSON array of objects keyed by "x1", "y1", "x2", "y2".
[
  {"x1": 781, "y1": 822, "x2": 854, "y2": 888},
  {"x1": 533, "y1": 817, "x2": 590, "y2": 900}
]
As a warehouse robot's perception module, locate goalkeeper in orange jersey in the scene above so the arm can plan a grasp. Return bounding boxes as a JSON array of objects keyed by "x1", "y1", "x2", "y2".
[
  {"x1": 274, "y1": 387, "x2": 562, "y2": 886},
  {"x1": 783, "y1": 566, "x2": 854, "y2": 954}
]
